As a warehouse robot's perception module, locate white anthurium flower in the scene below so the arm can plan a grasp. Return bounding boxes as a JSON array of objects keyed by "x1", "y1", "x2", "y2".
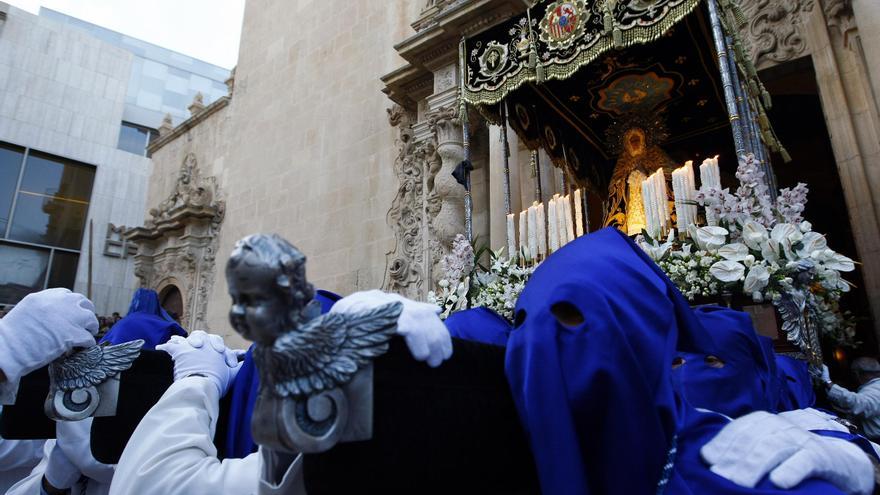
[
  {"x1": 743, "y1": 264, "x2": 770, "y2": 294},
  {"x1": 741, "y1": 220, "x2": 769, "y2": 251},
  {"x1": 718, "y1": 243, "x2": 749, "y2": 262},
  {"x1": 709, "y1": 260, "x2": 746, "y2": 282},
  {"x1": 689, "y1": 226, "x2": 729, "y2": 252},
  {"x1": 797, "y1": 231, "x2": 827, "y2": 258},
  {"x1": 812, "y1": 248, "x2": 856, "y2": 272},
  {"x1": 770, "y1": 223, "x2": 802, "y2": 261},
  {"x1": 761, "y1": 238, "x2": 780, "y2": 263}
]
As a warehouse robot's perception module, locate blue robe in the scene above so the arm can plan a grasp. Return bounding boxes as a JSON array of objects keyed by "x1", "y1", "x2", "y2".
[
  {"x1": 100, "y1": 288, "x2": 187, "y2": 350},
  {"x1": 675, "y1": 306, "x2": 777, "y2": 417},
  {"x1": 443, "y1": 307, "x2": 510, "y2": 347},
  {"x1": 505, "y1": 228, "x2": 842, "y2": 494},
  {"x1": 776, "y1": 355, "x2": 816, "y2": 411}
]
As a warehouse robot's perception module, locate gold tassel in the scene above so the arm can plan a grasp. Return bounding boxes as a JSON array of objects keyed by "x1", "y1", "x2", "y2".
[
  {"x1": 536, "y1": 62, "x2": 545, "y2": 83},
  {"x1": 780, "y1": 146, "x2": 792, "y2": 163},
  {"x1": 758, "y1": 112, "x2": 770, "y2": 131},
  {"x1": 604, "y1": 10, "x2": 613, "y2": 34},
  {"x1": 761, "y1": 87, "x2": 772, "y2": 109},
  {"x1": 529, "y1": 49, "x2": 537, "y2": 72},
  {"x1": 749, "y1": 80, "x2": 760, "y2": 99},
  {"x1": 613, "y1": 27, "x2": 623, "y2": 49},
  {"x1": 732, "y1": 4, "x2": 747, "y2": 28}
]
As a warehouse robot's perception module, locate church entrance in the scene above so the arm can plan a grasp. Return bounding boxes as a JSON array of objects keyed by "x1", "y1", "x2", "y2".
[{"x1": 159, "y1": 285, "x2": 184, "y2": 325}]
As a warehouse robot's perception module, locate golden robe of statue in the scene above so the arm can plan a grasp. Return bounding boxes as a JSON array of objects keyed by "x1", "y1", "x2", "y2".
[{"x1": 603, "y1": 127, "x2": 676, "y2": 235}]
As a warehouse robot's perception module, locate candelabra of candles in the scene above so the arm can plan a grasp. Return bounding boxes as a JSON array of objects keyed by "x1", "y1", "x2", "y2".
[
  {"x1": 642, "y1": 155, "x2": 722, "y2": 239},
  {"x1": 507, "y1": 189, "x2": 587, "y2": 264}
]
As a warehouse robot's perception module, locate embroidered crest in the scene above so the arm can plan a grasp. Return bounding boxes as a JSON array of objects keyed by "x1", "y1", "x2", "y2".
[
  {"x1": 478, "y1": 41, "x2": 510, "y2": 77},
  {"x1": 539, "y1": 0, "x2": 589, "y2": 50}
]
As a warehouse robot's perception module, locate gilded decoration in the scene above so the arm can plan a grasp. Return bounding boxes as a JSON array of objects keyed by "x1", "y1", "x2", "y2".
[{"x1": 126, "y1": 153, "x2": 225, "y2": 331}]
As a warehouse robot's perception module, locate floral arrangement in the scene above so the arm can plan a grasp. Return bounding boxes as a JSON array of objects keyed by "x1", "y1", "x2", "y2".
[
  {"x1": 637, "y1": 154, "x2": 859, "y2": 347},
  {"x1": 428, "y1": 234, "x2": 535, "y2": 321}
]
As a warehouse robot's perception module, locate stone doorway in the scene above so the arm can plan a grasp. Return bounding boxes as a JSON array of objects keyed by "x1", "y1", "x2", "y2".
[{"x1": 159, "y1": 285, "x2": 184, "y2": 325}]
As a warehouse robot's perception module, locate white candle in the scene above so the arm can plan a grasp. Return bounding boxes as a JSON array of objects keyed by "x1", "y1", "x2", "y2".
[
  {"x1": 642, "y1": 178, "x2": 656, "y2": 238},
  {"x1": 519, "y1": 210, "x2": 528, "y2": 260},
  {"x1": 654, "y1": 170, "x2": 670, "y2": 235},
  {"x1": 563, "y1": 195, "x2": 575, "y2": 242},
  {"x1": 506, "y1": 213, "x2": 517, "y2": 260},
  {"x1": 672, "y1": 168, "x2": 685, "y2": 233},
  {"x1": 555, "y1": 194, "x2": 568, "y2": 247},
  {"x1": 527, "y1": 205, "x2": 538, "y2": 262},
  {"x1": 684, "y1": 160, "x2": 697, "y2": 228},
  {"x1": 574, "y1": 189, "x2": 584, "y2": 237},
  {"x1": 700, "y1": 156, "x2": 721, "y2": 226},
  {"x1": 548, "y1": 198, "x2": 559, "y2": 252},
  {"x1": 536, "y1": 202, "x2": 547, "y2": 258}
]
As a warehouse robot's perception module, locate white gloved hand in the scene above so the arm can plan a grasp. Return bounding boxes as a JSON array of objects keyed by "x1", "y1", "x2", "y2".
[
  {"x1": 43, "y1": 440, "x2": 81, "y2": 489},
  {"x1": 156, "y1": 331, "x2": 241, "y2": 396},
  {"x1": 331, "y1": 290, "x2": 453, "y2": 368},
  {"x1": 821, "y1": 364, "x2": 832, "y2": 383},
  {"x1": 56, "y1": 419, "x2": 114, "y2": 484},
  {"x1": 701, "y1": 411, "x2": 874, "y2": 495},
  {"x1": 778, "y1": 408, "x2": 849, "y2": 433},
  {"x1": 0, "y1": 289, "x2": 98, "y2": 383}
]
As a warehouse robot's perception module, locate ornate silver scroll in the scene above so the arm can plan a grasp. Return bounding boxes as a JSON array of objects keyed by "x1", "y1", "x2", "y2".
[{"x1": 45, "y1": 339, "x2": 144, "y2": 421}]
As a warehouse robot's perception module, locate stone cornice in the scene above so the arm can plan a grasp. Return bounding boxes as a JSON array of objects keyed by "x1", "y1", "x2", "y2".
[
  {"x1": 125, "y1": 205, "x2": 220, "y2": 242},
  {"x1": 148, "y1": 96, "x2": 230, "y2": 154}
]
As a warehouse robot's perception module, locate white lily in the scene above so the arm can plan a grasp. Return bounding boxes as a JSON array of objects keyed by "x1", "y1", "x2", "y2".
[
  {"x1": 718, "y1": 243, "x2": 749, "y2": 262},
  {"x1": 688, "y1": 225, "x2": 729, "y2": 252},
  {"x1": 741, "y1": 220, "x2": 769, "y2": 251},
  {"x1": 637, "y1": 231, "x2": 675, "y2": 262},
  {"x1": 710, "y1": 260, "x2": 746, "y2": 282},
  {"x1": 743, "y1": 264, "x2": 770, "y2": 294}
]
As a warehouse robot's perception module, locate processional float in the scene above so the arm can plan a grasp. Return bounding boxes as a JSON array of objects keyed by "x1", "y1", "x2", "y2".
[{"x1": 1, "y1": 0, "x2": 814, "y2": 491}]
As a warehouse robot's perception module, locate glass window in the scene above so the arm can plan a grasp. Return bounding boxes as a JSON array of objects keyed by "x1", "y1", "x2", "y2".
[
  {"x1": 9, "y1": 192, "x2": 89, "y2": 249},
  {"x1": 48, "y1": 251, "x2": 79, "y2": 290},
  {"x1": 0, "y1": 242, "x2": 50, "y2": 305},
  {"x1": 118, "y1": 122, "x2": 149, "y2": 155},
  {"x1": 19, "y1": 153, "x2": 95, "y2": 201},
  {"x1": 0, "y1": 144, "x2": 24, "y2": 235}
]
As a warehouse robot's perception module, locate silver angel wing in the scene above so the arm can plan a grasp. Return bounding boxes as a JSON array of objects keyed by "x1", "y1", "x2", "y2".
[
  {"x1": 51, "y1": 339, "x2": 145, "y2": 391},
  {"x1": 266, "y1": 302, "x2": 402, "y2": 399},
  {"x1": 775, "y1": 291, "x2": 807, "y2": 351}
]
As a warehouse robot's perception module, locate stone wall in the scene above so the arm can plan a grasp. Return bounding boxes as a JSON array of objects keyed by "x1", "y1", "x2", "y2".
[{"x1": 0, "y1": 5, "x2": 151, "y2": 315}]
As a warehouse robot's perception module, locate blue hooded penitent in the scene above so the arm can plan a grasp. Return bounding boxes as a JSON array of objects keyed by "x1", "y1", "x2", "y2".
[
  {"x1": 505, "y1": 228, "x2": 843, "y2": 494},
  {"x1": 675, "y1": 306, "x2": 777, "y2": 417},
  {"x1": 223, "y1": 289, "x2": 341, "y2": 459},
  {"x1": 776, "y1": 354, "x2": 816, "y2": 411},
  {"x1": 100, "y1": 288, "x2": 187, "y2": 350},
  {"x1": 444, "y1": 306, "x2": 510, "y2": 347}
]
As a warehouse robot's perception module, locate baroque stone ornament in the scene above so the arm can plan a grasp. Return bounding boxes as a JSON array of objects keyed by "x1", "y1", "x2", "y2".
[
  {"x1": 44, "y1": 340, "x2": 145, "y2": 421},
  {"x1": 384, "y1": 105, "x2": 430, "y2": 299},
  {"x1": 739, "y1": 0, "x2": 816, "y2": 69},
  {"x1": 226, "y1": 234, "x2": 402, "y2": 454},
  {"x1": 127, "y1": 153, "x2": 225, "y2": 330}
]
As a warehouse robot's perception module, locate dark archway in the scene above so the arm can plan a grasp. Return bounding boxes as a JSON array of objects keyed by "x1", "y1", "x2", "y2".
[{"x1": 159, "y1": 285, "x2": 184, "y2": 325}]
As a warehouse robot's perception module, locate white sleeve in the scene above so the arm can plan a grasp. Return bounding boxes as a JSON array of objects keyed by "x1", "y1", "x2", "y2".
[
  {"x1": 0, "y1": 437, "x2": 44, "y2": 471},
  {"x1": 258, "y1": 448, "x2": 307, "y2": 495},
  {"x1": 4, "y1": 441, "x2": 52, "y2": 495},
  {"x1": 828, "y1": 381, "x2": 880, "y2": 418},
  {"x1": 109, "y1": 376, "x2": 260, "y2": 495}
]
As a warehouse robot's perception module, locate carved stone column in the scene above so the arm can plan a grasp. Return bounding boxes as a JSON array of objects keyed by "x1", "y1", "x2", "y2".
[{"x1": 425, "y1": 89, "x2": 466, "y2": 288}]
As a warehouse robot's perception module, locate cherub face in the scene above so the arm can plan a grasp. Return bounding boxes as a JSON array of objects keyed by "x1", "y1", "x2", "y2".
[{"x1": 227, "y1": 252, "x2": 288, "y2": 343}]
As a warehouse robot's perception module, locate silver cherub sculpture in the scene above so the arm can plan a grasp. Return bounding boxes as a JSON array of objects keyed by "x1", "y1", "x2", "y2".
[
  {"x1": 45, "y1": 339, "x2": 145, "y2": 421},
  {"x1": 226, "y1": 234, "x2": 401, "y2": 453}
]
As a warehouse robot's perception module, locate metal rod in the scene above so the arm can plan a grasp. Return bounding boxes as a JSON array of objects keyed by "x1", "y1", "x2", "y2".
[
  {"x1": 501, "y1": 102, "x2": 513, "y2": 216},
  {"x1": 725, "y1": 38, "x2": 754, "y2": 157},
  {"x1": 707, "y1": 0, "x2": 746, "y2": 158},
  {"x1": 463, "y1": 120, "x2": 473, "y2": 242},
  {"x1": 531, "y1": 150, "x2": 542, "y2": 204}
]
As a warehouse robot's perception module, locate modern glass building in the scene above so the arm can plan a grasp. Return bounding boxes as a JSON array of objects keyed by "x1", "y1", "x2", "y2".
[{"x1": 40, "y1": 8, "x2": 231, "y2": 156}]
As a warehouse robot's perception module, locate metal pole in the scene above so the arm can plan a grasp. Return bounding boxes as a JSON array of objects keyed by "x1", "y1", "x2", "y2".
[
  {"x1": 707, "y1": 0, "x2": 746, "y2": 158},
  {"x1": 531, "y1": 150, "x2": 543, "y2": 204},
  {"x1": 463, "y1": 121, "x2": 473, "y2": 242},
  {"x1": 501, "y1": 102, "x2": 513, "y2": 216}
]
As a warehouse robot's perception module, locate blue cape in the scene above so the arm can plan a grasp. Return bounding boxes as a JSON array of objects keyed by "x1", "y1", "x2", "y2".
[
  {"x1": 504, "y1": 228, "x2": 842, "y2": 494},
  {"x1": 674, "y1": 306, "x2": 777, "y2": 417},
  {"x1": 444, "y1": 307, "x2": 510, "y2": 347},
  {"x1": 223, "y1": 289, "x2": 341, "y2": 459},
  {"x1": 100, "y1": 288, "x2": 187, "y2": 350},
  {"x1": 775, "y1": 355, "x2": 817, "y2": 411}
]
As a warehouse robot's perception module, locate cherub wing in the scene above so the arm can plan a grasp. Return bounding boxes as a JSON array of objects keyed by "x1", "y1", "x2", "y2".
[
  {"x1": 268, "y1": 302, "x2": 402, "y2": 398},
  {"x1": 775, "y1": 291, "x2": 807, "y2": 346},
  {"x1": 52, "y1": 339, "x2": 145, "y2": 391}
]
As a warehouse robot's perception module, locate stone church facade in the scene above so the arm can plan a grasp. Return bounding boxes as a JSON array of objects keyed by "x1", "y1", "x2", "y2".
[{"x1": 131, "y1": 0, "x2": 880, "y2": 347}]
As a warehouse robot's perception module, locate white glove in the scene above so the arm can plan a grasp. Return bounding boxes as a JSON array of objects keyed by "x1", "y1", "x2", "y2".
[
  {"x1": 156, "y1": 331, "x2": 241, "y2": 396},
  {"x1": 821, "y1": 364, "x2": 832, "y2": 383},
  {"x1": 43, "y1": 440, "x2": 81, "y2": 489},
  {"x1": 778, "y1": 408, "x2": 849, "y2": 434},
  {"x1": 56, "y1": 419, "x2": 114, "y2": 484},
  {"x1": 701, "y1": 411, "x2": 874, "y2": 495},
  {"x1": 0, "y1": 289, "x2": 98, "y2": 383},
  {"x1": 331, "y1": 290, "x2": 453, "y2": 368}
]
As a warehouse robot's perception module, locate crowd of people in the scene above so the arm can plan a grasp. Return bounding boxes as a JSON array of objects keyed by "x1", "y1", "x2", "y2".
[{"x1": 0, "y1": 228, "x2": 879, "y2": 494}]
